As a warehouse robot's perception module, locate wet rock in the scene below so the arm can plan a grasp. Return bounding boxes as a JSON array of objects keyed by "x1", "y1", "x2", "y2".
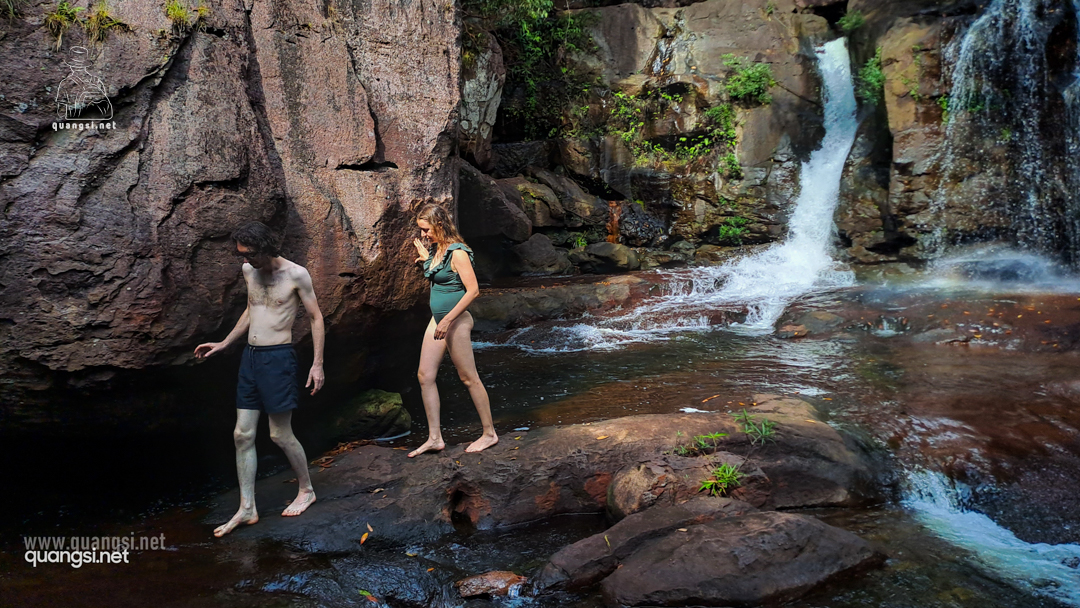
[
  {"x1": 469, "y1": 275, "x2": 648, "y2": 332},
  {"x1": 600, "y1": 511, "x2": 885, "y2": 607},
  {"x1": 797, "y1": 311, "x2": 846, "y2": 334},
  {"x1": 455, "y1": 571, "x2": 527, "y2": 597},
  {"x1": 509, "y1": 234, "x2": 573, "y2": 275},
  {"x1": 205, "y1": 394, "x2": 876, "y2": 551},
  {"x1": 778, "y1": 324, "x2": 809, "y2": 339},
  {"x1": 579, "y1": 242, "x2": 640, "y2": 273},
  {"x1": 638, "y1": 249, "x2": 689, "y2": 270},
  {"x1": 458, "y1": 162, "x2": 532, "y2": 243},
  {"x1": 607, "y1": 454, "x2": 770, "y2": 519},
  {"x1": 537, "y1": 497, "x2": 756, "y2": 591},
  {"x1": 330, "y1": 389, "x2": 411, "y2": 441},
  {"x1": 669, "y1": 240, "x2": 697, "y2": 257}
]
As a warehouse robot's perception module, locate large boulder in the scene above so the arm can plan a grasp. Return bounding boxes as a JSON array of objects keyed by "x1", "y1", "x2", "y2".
[
  {"x1": 458, "y1": 162, "x2": 532, "y2": 243},
  {"x1": 579, "y1": 242, "x2": 640, "y2": 273},
  {"x1": 459, "y1": 33, "x2": 505, "y2": 171},
  {"x1": 600, "y1": 511, "x2": 885, "y2": 606},
  {"x1": 509, "y1": 234, "x2": 573, "y2": 275},
  {"x1": 0, "y1": 0, "x2": 461, "y2": 431},
  {"x1": 330, "y1": 389, "x2": 411, "y2": 441},
  {"x1": 525, "y1": 167, "x2": 608, "y2": 227},
  {"x1": 536, "y1": 497, "x2": 757, "y2": 591},
  {"x1": 497, "y1": 177, "x2": 566, "y2": 228}
]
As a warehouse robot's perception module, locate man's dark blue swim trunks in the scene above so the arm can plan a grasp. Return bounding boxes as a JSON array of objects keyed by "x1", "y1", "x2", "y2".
[{"x1": 236, "y1": 344, "x2": 299, "y2": 414}]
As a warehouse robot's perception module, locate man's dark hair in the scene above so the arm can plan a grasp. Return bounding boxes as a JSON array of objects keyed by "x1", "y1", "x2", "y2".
[{"x1": 231, "y1": 221, "x2": 281, "y2": 256}]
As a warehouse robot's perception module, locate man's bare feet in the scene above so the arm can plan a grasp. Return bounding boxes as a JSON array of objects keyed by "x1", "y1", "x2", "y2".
[
  {"x1": 465, "y1": 432, "x2": 498, "y2": 453},
  {"x1": 214, "y1": 506, "x2": 258, "y2": 537},
  {"x1": 282, "y1": 489, "x2": 316, "y2": 517},
  {"x1": 407, "y1": 438, "x2": 445, "y2": 458}
]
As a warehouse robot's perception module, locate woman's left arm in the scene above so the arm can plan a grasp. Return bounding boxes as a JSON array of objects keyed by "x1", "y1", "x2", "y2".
[{"x1": 433, "y1": 249, "x2": 481, "y2": 339}]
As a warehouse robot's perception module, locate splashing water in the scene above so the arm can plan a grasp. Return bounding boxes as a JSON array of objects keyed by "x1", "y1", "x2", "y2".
[
  {"x1": 487, "y1": 39, "x2": 857, "y2": 352},
  {"x1": 903, "y1": 469, "x2": 1080, "y2": 606}
]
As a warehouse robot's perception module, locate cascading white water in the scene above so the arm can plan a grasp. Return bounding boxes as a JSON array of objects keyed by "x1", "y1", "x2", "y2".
[
  {"x1": 487, "y1": 39, "x2": 858, "y2": 352},
  {"x1": 941, "y1": 0, "x2": 1064, "y2": 256},
  {"x1": 903, "y1": 469, "x2": 1080, "y2": 606}
]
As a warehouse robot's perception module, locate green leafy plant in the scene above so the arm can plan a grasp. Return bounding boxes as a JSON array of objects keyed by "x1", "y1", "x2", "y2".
[
  {"x1": 84, "y1": 1, "x2": 130, "y2": 44},
  {"x1": 722, "y1": 152, "x2": 742, "y2": 179},
  {"x1": 44, "y1": 1, "x2": 84, "y2": 49},
  {"x1": 693, "y1": 431, "x2": 728, "y2": 452},
  {"x1": 837, "y1": 10, "x2": 864, "y2": 33},
  {"x1": 570, "y1": 232, "x2": 587, "y2": 249},
  {"x1": 856, "y1": 47, "x2": 885, "y2": 104},
  {"x1": 699, "y1": 462, "x2": 744, "y2": 496},
  {"x1": 764, "y1": 0, "x2": 775, "y2": 17},
  {"x1": 733, "y1": 408, "x2": 777, "y2": 445},
  {"x1": 716, "y1": 216, "x2": 749, "y2": 245},
  {"x1": 722, "y1": 54, "x2": 776, "y2": 105},
  {"x1": 937, "y1": 95, "x2": 950, "y2": 121}
]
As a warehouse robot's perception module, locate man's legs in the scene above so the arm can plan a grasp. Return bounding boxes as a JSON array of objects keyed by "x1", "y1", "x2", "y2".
[
  {"x1": 214, "y1": 408, "x2": 261, "y2": 537},
  {"x1": 268, "y1": 410, "x2": 316, "y2": 516}
]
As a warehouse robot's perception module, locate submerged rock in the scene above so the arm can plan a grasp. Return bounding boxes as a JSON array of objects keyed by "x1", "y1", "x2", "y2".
[{"x1": 455, "y1": 571, "x2": 527, "y2": 598}]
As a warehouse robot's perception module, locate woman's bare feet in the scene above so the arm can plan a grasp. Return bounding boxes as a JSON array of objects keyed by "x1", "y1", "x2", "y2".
[
  {"x1": 465, "y1": 432, "x2": 498, "y2": 453},
  {"x1": 282, "y1": 489, "x2": 316, "y2": 517},
  {"x1": 214, "y1": 506, "x2": 258, "y2": 537},
  {"x1": 407, "y1": 438, "x2": 445, "y2": 458}
]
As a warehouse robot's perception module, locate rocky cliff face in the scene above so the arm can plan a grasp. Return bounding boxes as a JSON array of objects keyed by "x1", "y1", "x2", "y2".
[
  {"x1": 838, "y1": 0, "x2": 1080, "y2": 265},
  {"x1": 0, "y1": 0, "x2": 460, "y2": 428}
]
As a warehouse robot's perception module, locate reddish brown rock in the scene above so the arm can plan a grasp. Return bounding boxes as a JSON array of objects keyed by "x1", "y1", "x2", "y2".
[
  {"x1": 455, "y1": 571, "x2": 527, "y2": 597},
  {"x1": 0, "y1": 0, "x2": 461, "y2": 427},
  {"x1": 536, "y1": 496, "x2": 757, "y2": 591},
  {"x1": 599, "y1": 511, "x2": 885, "y2": 607}
]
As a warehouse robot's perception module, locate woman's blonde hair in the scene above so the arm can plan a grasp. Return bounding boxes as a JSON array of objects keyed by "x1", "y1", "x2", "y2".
[{"x1": 416, "y1": 203, "x2": 466, "y2": 260}]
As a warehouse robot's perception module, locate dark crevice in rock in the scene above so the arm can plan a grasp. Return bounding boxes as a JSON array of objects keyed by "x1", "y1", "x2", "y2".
[
  {"x1": 807, "y1": 0, "x2": 849, "y2": 29},
  {"x1": 240, "y1": 5, "x2": 291, "y2": 228},
  {"x1": 337, "y1": 160, "x2": 398, "y2": 171}
]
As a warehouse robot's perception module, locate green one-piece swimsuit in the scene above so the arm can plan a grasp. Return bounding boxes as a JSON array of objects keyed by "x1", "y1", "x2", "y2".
[{"x1": 423, "y1": 243, "x2": 474, "y2": 322}]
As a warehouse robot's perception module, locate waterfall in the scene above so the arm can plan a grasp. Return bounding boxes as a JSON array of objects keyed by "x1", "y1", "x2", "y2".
[
  {"x1": 903, "y1": 469, "x2": 1080, "y2": 606},
  {"x1": 488, "y1": 39, "x2": 858, "y2": 352},
  {"x1": 940, "y1": 0, "x2": 1068, "y2": 258},
  {"x1": 1065, "y1": 0, "x2": 1080, "y2": 265}
]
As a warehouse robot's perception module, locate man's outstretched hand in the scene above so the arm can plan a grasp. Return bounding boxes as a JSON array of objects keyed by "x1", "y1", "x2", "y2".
[
  {"x1": 307, "y1": 365, "x2": 325, "y2": 395},
  {"x1": 194, "y1": 342, "x2": 226, "y2": 359}
]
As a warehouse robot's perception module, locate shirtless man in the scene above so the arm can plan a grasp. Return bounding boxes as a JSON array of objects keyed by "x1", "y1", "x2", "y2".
[{"x1": 194, "y1": 221, "x2": 325, "y2": 538}]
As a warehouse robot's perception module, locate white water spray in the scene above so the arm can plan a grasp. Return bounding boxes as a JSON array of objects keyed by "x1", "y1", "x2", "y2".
[{"x1": 903, "y1": 469, "x2": 1080, "y2": 606}]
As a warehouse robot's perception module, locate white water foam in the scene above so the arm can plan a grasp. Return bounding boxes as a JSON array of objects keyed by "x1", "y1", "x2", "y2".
[
  {"x1": 903, "y1": 468, "x2": 1080, "y2": 606},
  {"x1": 482, "y1": 39, "x2": 859, "y2": 353}
]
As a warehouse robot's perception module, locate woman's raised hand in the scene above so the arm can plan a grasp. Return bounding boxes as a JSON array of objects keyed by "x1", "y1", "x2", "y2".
[{"x1": 413, "y1": 238, "x2": 430, "y2": 263}]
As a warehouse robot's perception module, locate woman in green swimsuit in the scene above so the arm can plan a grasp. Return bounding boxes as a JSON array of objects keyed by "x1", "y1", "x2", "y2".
[{"x1": 407, "y1": 203, "x2": 498, "y2": 457}]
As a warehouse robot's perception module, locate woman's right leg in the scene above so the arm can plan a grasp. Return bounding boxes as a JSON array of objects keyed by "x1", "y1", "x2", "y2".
[{"x1": 409, "y1": 317, "x2": 449, "y2": 458}]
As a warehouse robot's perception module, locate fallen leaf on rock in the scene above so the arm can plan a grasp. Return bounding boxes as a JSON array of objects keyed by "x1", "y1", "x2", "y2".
[
  {"x1": 371, "y1": 488, "x2": 384, "y2": 493},
  {"x1": 605, "y1": 535, "x2": 610, "y2": 547},
  {"x1": 805, "y1": 420, "x2": 818, "y2": 423},
  {"x1": 393, "y1": 447, "x2": 409, "y2": 450},
  {"x1": 361, "y1": 532, "x2": 369, "y2": 545},
  {"x1": 428, "y1": 568, "x2": 435, "y2": 572},
  {"x1": 677, "y1": 528, "x2": 687, "y2": 532},
  {"x1": 823, "y1": 398, "x2": 832, "y2": 401},
  {"x1": 406, "y1": 552, "x2": 418, "y2": 557},
  {"x1": 702, "y1": 394, "x2": 720, "y2": 402},
  {"x1": 311, "y1": 456, "x2": 334, "y2": 466},
  {"x1": 367, "y1": 523, "x2": 373, "y2": 532},
  {"x1": 514, "y1": 436, "x2": 522, "y2": 440},
  {"x1": 284, "y1": 478, "x2": 297, "y2": 483},
  {"x1": 596, "y1": 436, "x2": 608, "y2": 440}
]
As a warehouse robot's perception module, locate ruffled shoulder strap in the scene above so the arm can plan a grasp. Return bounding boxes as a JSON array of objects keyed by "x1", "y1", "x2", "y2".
[
  {"x1": 445, "y1": 242, "x2": 474, "y2": 265},
  {"x1": 424, "y1": 242, "x2": 473, "y2": 278}
]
